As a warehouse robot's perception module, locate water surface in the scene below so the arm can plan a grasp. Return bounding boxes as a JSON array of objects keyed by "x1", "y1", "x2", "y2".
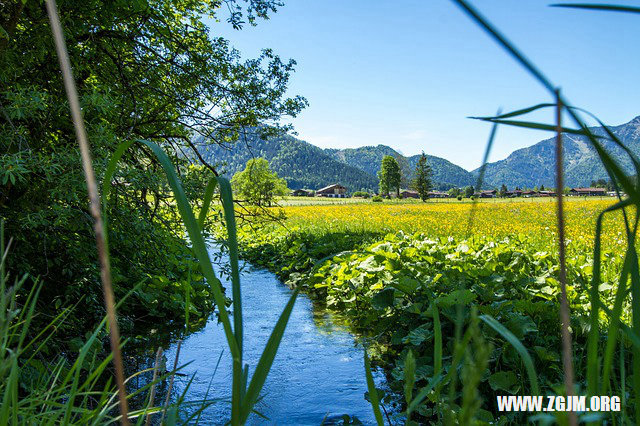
[{"x1": 162, "y1": 251, "x2": 384, "y2": 424}]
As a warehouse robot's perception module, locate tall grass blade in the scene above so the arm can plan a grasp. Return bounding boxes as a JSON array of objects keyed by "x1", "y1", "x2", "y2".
[
  {"x1": 103, "y1": 139, "x2": 240, "y2": 359},
  {"x1": 218, "y1": 176, "x2": 244, "y2": 424},
  {"x1": 433, "y1": 304, "x2": 443, "y2": 379},
  {"x1": 364, "y1": 350, "x2": 384, "y2": 426},
  {"x1": 480, "y1": 315, "x2": 539, "y2": 394},
  {"x1": 161, "y1": 340, "x2": 182, "y2": 425},
  {"x1": 601, "y1": 249, "x2": 633, "y2": 394},
  {"x1": 404, "y1": 350, "x2": 416, "y2": 405},
  {"x1": 551, "y1": 4, "x2": 640, "y2": 14},
  {"x1": 103, "y1": 139, "x2": 244, "y2": 422},
  {"x1": 555, "y1": 92, "x2": 578, "y2": 426},
  {"x1": 145, "y1": 347, "x2": 163, "y2": 426},
  {"x1": 198, "y1": 177, "x2": 219, "y2": 228}
]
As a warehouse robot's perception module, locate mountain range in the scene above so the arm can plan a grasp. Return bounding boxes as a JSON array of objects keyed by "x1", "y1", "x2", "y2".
[
  {"x1": 196, "y1": 115, "x2": 640, "y2": 192},
  {"x1": 476, "y1": 115, "x2": 640, "y2": 188}
]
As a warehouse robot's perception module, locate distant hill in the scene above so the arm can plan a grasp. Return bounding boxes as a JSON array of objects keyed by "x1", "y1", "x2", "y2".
[
  {"x1": 196, "y1": 132, "x2": 379, "y2": 192},
  {"x1": 195, "y1": 115, "x2": 640, "y2": 193},
  {"x1": 325, "y1": 145, "x2": 475, "y2": 189},
  {"x1": 475, "y1": 116, "x2": 640, "y2": 188}
]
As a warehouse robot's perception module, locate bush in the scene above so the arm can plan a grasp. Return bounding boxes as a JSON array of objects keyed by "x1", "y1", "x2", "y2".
[
  {"x1": 352, "y1": 191, "x2": 370, "y2": 198},
  {"x1": 457, "y1": 196, "x2": 463, "y2": 201},
  {"x1": 372, "y1": 196, "x2": 383, "y2": 202}
]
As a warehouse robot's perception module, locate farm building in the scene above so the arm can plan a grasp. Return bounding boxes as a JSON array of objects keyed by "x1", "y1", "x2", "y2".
[
  {"x1": 568, "y1": 187, "x2": 607, "y2": 196},
  {"x1": 506, "y1": 190, "x2": 523, "y2": 197},
  {"x1": 475, "y1": 190, "x2": 497, "y2": 198},
  {"x1": 316, "y1": 184, "x2": 347, "y2": 198},
  {"x1": 291, "y1": 189, "x2": 312, "y2": 197},
  {"x1": 400, "y1": 190, "x2": 420, "y2": 199},
  {"x1": 428, "y1": 191, "x2": 450, "y2": 198}
]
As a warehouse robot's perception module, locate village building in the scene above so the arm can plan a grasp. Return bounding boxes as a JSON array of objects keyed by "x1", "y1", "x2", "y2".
[
  {"x1": 316, "y1": 184, "x2": 347, "y2": 198},
  {"x1": 428, "y1": 191, "x2": 450, "y2": 198},
  {"x1": 506, "y1": 190, "x2": 523, "y2": 197},
  {"x1": 568, "y1": 187, "x2": 607, "y2": 196},
  {"x1": 400, "y1": 190, "x2": 420, "y2": 199},
  {"x1": 475, "y1": 190, "x2": 497, "y2": 198}
]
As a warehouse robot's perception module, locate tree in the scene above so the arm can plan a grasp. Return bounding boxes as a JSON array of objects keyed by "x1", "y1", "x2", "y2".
[
  {"x1": 232, "y1": 158, "x2": 288, "y2": 206},
  {"x1": 1, "y1": 0, "x2": 305, "y2": 337},
  {"x1": 540, "y1": 184, "x2": 545, "y2": 191},
  {"x1": 464, "y1": 185, "x2": 475, "y2": 198},
  {"x1": 448, "y1": 187, "x2": 461, "y2": 198},
  {"x1": 378, "y1": 155, "x2": 401, "y2": 198},
  {"x1": 395, "y1": 154, "x2": 413, "y2": 188},
  {"x1": 499, "y1": 184, "x2": 508, "y2": 197},
  {"x1": 411, "y1": 152, "x2": 433, "y2": 202}
]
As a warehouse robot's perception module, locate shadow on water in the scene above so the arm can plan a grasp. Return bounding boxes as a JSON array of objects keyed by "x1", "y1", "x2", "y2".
[{"x1": 130, "y1": 245, "x2": 387, "y2": 425}]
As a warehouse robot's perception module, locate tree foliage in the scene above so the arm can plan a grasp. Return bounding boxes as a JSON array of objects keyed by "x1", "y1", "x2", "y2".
[
  {"x1": 378, "y1": 155, "x2": 401, "y2": 197},
  {"x1": 0, "y1": 0, "x2": 304, "y2": 337},
  {"x1": 464, "y1": 185, "x2": 475, "y2": 198},
  {"x1": 411, "y1": 152, "x2": 433, "y2": 201},
  {"x1": 232, "y1": 158, "x2": 287, "y2": 206}
]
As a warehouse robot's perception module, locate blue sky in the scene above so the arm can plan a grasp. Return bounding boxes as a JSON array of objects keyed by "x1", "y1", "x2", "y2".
[{"x1": 208, "y1": 1, "x2": 640, "y2": 171}]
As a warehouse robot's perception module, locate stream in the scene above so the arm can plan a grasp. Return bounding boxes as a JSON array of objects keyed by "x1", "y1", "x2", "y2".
[{"x1": 158, "y1": 246, "x2": 386, "y2": 425}]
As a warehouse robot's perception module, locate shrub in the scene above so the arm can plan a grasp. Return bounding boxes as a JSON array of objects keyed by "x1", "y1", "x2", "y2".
[
  {"x1": 352, "y1": 191, "x2": 370, "y2": 198},
  {"x1": 457, "y1": 195, "x2": 463, "y2": 201},
  {"x1": 372, "y1": 196, "x2": 383, "y2": 202}
]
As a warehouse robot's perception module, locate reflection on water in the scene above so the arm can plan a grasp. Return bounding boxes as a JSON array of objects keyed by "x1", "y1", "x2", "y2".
[{"x1": 156, "y1": 248, "x2": 384, "y2": 425}]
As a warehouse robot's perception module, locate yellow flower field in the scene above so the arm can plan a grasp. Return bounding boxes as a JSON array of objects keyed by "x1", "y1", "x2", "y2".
[{"x1": 275, "y1": 198, "x2": 627, "y2": 255}]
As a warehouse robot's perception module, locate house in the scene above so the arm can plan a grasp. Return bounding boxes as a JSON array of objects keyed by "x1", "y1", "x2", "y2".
[
  {"x1": 506, "y1": 190, "x2": 523, "y2": 198},
  {"x1": 428, "y1": 191, "x2": 450, "y2": 198},
  {"x1": 316, "y1": 184, "x2": 347, "y2": 198},
  {"x1": 568, "y1": 187, "x2": 607, "y2": 196},
  {"x1": 400, "y1": 190, "x2": 420, "y2": 199},
  {"x1": 290, "y1": 189, "x2": 312, "y2": 197},
  {"x1": 538, "y1": 191, "x2": 556, "y2": 197},
  {"x1": 475, "y1": 190, "x2": 496, "y2": 198},
  {"x1": 521, "y1": 190, "x2": 537, "y2": 197}
]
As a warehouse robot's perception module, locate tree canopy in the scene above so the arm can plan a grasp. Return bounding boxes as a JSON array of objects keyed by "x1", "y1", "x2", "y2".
[
  {"x1": 411, "y1": 152, "x2": 433, "y2": 201},
  {"x1": 232, "y1": 157, "x2": 288, "y2": 206},
  {"x1": 378, "y1": 155, "x2": 401, "y2": 197},
  {"x1": 0, "y1": 0, "x2": 305, "y2": 337}
]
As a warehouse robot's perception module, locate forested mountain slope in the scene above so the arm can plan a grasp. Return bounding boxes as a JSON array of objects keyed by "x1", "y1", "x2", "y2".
[
  {"x1": 475, "y1": 116, "x2": 640, "y2": 188},
  {"x1": 197, "y1": 132, "x2": 379, "y2": 191}
]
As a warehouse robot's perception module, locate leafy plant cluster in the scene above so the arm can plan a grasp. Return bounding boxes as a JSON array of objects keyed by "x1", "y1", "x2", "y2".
[{"x1": 308, "y1": 233, "x2": 624, "y2": 423}]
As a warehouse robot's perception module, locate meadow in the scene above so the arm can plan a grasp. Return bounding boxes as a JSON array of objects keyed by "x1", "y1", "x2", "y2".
[{"x1": 236, "y1": 197, "x2": 632, "y2": 423}]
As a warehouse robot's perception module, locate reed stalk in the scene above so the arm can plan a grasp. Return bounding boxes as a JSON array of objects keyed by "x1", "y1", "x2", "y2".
[
  {"x1": 43, "y1": 0, "x2": 129, "y2": 423},
  {"x1": 555, "y1": 91, "x2": 577, "y2": 426},
  {"x1": 161, "y1": 340, "x2": 182, "y2": 424},
  {"x1": 145, "y1": 347, "x2": 164, "y2": 426}
]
